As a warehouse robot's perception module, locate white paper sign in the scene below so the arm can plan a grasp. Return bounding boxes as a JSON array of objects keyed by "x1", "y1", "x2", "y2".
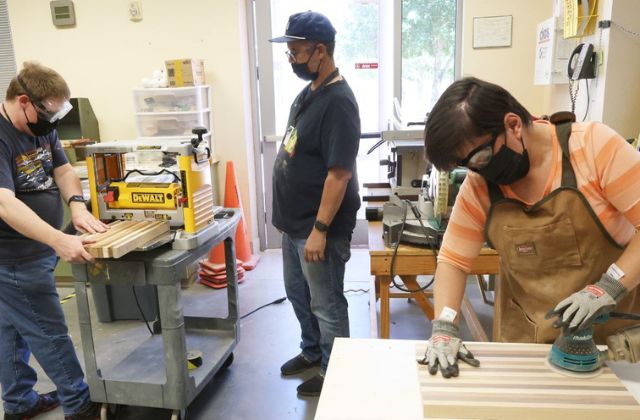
[
  {"x1": 473, "y1": 15, "x2": 513, "y2": 48},
  {"x1": 534, "y1": 17, "x2": 555, "y2": 85}
]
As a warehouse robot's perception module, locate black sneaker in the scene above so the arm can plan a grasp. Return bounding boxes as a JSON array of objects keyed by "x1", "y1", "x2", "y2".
[
  {"x1": 280, "y1": 354, "x2": 321, "y2": 376},
  {"x1": 4, "y1": 391, "x2": 60, "y2": 419},
  {"x1": 297, "y1": 373, "x2": 324, "y2": 397},
  {"x1": 64, "y1": 401, "x2": 100, "y2": 420}
]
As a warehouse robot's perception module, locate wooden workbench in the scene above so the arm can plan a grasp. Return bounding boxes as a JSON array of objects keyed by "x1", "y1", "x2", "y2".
[
  {"x1": 368, "y1": 222, "x2": 500, "y2": 340},
  {"x1": 315, "y1": 338, "x2": 640, "y2": 420}
]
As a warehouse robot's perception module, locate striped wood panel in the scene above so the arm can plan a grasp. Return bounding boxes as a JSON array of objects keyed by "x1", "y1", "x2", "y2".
[
  {"x1": 84, "y1": 220, "x2": 170, "y2": 258},
  {"x1": 416, "y1": 342, "x2": 640, "y2": 420}
]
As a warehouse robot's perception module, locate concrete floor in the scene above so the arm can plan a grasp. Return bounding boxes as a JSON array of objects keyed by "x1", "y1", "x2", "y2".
[{"x1": 0, "y1": 249, "x2": 494, "y2": 420}]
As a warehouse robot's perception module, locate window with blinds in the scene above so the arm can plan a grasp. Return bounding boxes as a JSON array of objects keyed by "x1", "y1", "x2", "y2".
[{"x1": 0, "y1": 0, "x2": 17, "y2": 102}]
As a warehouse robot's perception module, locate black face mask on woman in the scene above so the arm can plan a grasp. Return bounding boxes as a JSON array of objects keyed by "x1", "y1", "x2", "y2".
[
  {"x1": 476, "y1": 143, "x2": 530, "y2": 185},
  {"x1": 24, "y1": 107, "x2": 59, "y2": 137}
]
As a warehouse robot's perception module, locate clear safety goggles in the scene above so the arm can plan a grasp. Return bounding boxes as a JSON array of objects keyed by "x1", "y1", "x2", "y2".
[
  {"x1": 32, "y1": 98, "x2": 73, "y2": 123},
  {"x1": 457, "y1": 131, "x2": 500, "y2": 171},
  {"x1": 16, "y1": 75, "x2": 73, "y2": 123}
]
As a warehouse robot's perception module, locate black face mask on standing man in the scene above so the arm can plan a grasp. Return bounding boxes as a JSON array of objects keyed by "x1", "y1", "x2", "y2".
[{"x1": 291, "y1": 45, "x2": 320, "y2": 81}]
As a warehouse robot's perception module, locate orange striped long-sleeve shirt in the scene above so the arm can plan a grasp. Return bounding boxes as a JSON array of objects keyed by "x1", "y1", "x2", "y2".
[{"x1": 438, "y1": 120, "x2": 640, "y2": 272}]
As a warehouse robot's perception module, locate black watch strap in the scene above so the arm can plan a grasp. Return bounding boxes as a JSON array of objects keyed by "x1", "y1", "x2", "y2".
[
  {"x1": 67, "y1": 195, "x2": 85, "y2": 205},
  {"x1": 314, "y1": 220, "x2": 329, "y2": 232}
]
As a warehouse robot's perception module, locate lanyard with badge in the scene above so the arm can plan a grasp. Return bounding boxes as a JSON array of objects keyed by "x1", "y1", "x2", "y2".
[{"x1": 281, "y1": 69, "x2": 340, "y2": 152}]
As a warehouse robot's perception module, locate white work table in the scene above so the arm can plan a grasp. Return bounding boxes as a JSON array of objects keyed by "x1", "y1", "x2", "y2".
[{"x1": 315, "y1": 338, "x2": 640, "y2": 420}]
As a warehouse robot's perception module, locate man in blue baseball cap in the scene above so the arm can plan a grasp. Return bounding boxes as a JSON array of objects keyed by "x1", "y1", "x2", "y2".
[{"x1": 269, "y1": 11, "x2": 361, "y2": 397}]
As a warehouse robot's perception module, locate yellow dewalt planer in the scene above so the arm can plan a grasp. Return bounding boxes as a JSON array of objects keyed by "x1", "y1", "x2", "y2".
[{"x1": 84, "y1": 127, "x2": 221, "y2": 250}]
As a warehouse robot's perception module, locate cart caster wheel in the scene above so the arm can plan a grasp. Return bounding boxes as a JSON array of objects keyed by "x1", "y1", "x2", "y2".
[
  {"x1": 222, "y1": 352, "x2": 234, "y2": 370},
  {"x1": 100, "y1": 403, "x2": 120, "y2": 420},
  {"x1": 170, "y1": 408, "x2": 187, "y2": 420}
]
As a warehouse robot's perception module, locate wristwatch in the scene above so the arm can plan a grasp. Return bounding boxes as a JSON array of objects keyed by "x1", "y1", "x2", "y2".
[
  {"x1": 314, "y1": 220, "x2": 330, "y2": 233},
  {"x1": 67, "y1": 195, "x2": 85, "y2": 205}
]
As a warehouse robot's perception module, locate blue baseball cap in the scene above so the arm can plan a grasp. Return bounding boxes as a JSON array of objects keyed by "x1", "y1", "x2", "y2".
[{"x1": 269, "y1": 11, "x2": 336, "y2": 43}]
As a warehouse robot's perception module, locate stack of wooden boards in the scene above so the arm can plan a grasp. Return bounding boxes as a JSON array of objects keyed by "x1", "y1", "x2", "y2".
[
  {"x1": 84, "y1": 220, "x2": 170, "y2": 259},
  {"x1": 415, "y1": 342, "x2": 640, "y2": 419}
]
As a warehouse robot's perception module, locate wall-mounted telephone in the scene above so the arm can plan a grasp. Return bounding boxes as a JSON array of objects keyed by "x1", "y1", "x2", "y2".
[{"x1": 568, "y1": 43, "x2": 596, "y2": 80}]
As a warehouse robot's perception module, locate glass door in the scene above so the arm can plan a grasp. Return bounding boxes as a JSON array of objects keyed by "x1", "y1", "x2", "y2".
[
  {"x1": 249, "y1": 0, "x2": 461, "y2": 249},
  {"x1": 253, "y1": 0, "x2": 381, "y2": 249}
]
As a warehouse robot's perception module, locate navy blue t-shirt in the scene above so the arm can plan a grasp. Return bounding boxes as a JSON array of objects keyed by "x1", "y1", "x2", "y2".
[
  {"x1": 272, "y1": 78, "x2": 361, "y2": 239},
  {"x1": 0, "y1": 114, "x2": 67, "y2": 263}
]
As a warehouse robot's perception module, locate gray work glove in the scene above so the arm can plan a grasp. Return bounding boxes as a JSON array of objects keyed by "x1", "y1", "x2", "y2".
[
  {"x1": 546, "y1": 273, "x2": 629, "y2": 334},
  {"x1": 418, "y1": 319, "x2": 480, "y2": 378}
]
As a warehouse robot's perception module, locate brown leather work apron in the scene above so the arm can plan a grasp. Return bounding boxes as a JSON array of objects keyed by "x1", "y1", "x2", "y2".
[{"x1": 485, "y1": 122, "x2": 640, "y2": 344}]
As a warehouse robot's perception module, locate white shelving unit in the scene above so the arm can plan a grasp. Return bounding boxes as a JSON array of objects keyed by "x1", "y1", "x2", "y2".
[
  {"x1": 132, "y1": 85, "x2": 212, "y2": 146},
  {"x1": 130, "y1": 85, "x2": 219, "y2": 204}
]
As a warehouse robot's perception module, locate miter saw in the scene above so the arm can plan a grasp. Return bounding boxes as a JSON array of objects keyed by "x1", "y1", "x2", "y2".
[
  {"x1": 382, "y1": 167, "x2": 466, "y2": 248},
  {"x1": 548, "y1": 313, "x2": 640, "y2": 376}
]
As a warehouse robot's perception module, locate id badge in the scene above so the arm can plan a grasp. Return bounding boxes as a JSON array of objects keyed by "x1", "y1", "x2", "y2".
[{"x1": 282, "y1": 125, "x2": 298, "y2": 155}]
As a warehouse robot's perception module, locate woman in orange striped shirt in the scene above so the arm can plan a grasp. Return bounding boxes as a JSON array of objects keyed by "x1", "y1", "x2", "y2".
[{"x1": 420, "y1": 77, "x2": 640, "y2": 378}]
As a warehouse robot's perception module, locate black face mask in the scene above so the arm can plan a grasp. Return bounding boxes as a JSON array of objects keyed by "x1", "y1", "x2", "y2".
[
  {"x1": 291, "y1": 46, "x2": 320, "y2": 81},
  {"x1": 24, "y1": 107, "x2": 58, "y2": 137},
  {"x1": 476, "y1": 144, "x2": 530, "y2": 185}
]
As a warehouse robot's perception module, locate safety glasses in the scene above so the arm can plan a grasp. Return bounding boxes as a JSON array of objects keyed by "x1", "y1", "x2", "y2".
[
  {"x1": 285, "y1": 43, "x2": 318, "y2": 63},
  {"x1": 31, "y1": 98, "x2": 73, "y2": 123},
  {"x1": 17, "y1": 75, "x2": 73, "y2": 123},
  {"x1": 457, "y1": 132, "x2": 501, "y2": 170}
]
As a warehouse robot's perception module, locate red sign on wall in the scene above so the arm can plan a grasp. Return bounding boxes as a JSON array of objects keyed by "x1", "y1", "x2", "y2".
[{"x1": 355, "y1": 63, "x2": 379, "y2": 69}]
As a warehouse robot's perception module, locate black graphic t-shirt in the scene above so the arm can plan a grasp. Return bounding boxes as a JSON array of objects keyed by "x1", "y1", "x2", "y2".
[
  {"x1": 272, "y1": 79, "x2": 361, "y2": 239},
  {"x1": 0, "y1": 114, "x2": 68, "y2": 263}
]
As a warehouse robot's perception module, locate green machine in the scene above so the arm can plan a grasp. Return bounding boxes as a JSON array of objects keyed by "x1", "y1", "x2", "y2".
[{"x1": 57, "y1": 97, "x2": 100, "y2": 162}]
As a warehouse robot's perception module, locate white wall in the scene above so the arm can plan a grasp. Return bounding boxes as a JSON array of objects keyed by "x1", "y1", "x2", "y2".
[
  {"x1": 547, "y1": 0, "x2": 610, "y2": 123},
  {"x1": 6, "y1": 0, "x2": 259, "y2": 247},
  {"x1": 461, "y1": 0, "x2": 554, "y2": 115},
  {"x1": 602, "y1": 0, "x2": 640, "y2": 138},
  {"x1": 547, "y1": 0, "x2": 640, "y2": 139}
]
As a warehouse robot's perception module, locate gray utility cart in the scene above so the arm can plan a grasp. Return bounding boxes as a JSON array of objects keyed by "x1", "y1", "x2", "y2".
[{"x1": 72, "y1": 210, "x2": 241, "y2": 420}]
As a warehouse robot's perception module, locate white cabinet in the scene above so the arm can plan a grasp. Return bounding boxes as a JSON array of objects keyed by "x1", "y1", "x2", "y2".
[{"x1": 132, "y1": 85, "x2": 211, "y2": 143}]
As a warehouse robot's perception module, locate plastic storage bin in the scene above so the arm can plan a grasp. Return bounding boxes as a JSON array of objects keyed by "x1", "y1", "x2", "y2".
[
  {"x1": 133, "y1": 86, "x2": 209, "y2": 113},
  {"x1": 136, "y1": 111, "x2": 210, "y2": 138}
]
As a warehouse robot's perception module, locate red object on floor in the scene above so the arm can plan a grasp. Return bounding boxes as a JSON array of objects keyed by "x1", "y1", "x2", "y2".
[
  {"x1": 199, "y1": 259, "x2": 242, "y2": 274},
  {"x1": 199, "y1": 270, "x2": 245, "y2": 289}
]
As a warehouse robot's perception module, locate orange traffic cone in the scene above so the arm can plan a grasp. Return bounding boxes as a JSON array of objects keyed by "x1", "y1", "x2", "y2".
[
  {"x1": 221, "y1": 161, "x2": 260, "y2": 271},
  {"x1": 207, "y1": 161, "x2": 260, "y2": 276}
]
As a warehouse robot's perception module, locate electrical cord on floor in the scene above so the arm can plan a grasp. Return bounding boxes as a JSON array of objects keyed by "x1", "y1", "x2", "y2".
[
  {"x1": 132, "y1": 286, "x2": 155, "y2": 336},
  {"x1": 240, "y1": 297, "x2": 287, "y2": 320},
  {"x1": 388, "y1": 199, "x2": 436, "y2": 293},
  {"x1": 343, "y1": 288, "x2": 369, "y2": 294}
]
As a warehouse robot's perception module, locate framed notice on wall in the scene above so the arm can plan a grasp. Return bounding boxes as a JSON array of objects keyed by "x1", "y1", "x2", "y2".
[{"x1": 473, "y1": 15, "x2": 513, "y2": 49}]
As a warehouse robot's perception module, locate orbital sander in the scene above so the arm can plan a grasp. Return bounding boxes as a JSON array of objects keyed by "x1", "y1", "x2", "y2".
[{"x1": 548, "y1": 312, "x2": 640, "y2": 377}]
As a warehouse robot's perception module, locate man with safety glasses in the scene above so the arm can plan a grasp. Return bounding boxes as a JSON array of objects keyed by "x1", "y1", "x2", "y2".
[
  {"x1": 0, "y1": 62, "x2": 107, "y2": 419},
  {"x1": 420, "y1": 77, "x2": 640, "y2": 378}
]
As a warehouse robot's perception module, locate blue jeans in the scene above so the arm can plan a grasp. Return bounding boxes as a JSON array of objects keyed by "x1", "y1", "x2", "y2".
[
  {"x1": 282, "y1": 233, "x2": 351, "y2": 373},
  {"x1": 0, "y1": 254, "x2": 90, "y2": 415}
]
